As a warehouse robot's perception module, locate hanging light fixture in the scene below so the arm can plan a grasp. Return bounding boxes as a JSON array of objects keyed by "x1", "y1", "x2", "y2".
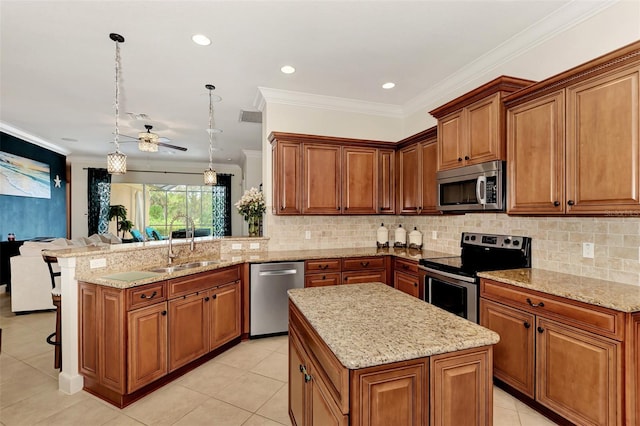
[
  {"x1": 138, "y1": 125, "x2": 159, "y2": 152},
  {"x1": 204, "y1": 84, "x2": 222, "y2": 185},
  {"x1": 106, "y1": 33, "x2": 127, "y2": 174}
]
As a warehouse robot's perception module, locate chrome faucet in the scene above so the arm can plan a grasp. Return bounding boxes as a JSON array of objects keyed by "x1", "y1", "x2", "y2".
[{"x1": 168, "y1": 214, "x2": 195, "y2": 264}]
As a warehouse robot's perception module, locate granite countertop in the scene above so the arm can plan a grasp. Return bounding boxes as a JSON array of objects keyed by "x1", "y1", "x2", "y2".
[
  {"x1": 478, "y1": 269, "x2": 640, "y2": 313},
  {"x1": 288, "y1": 283, "x2": 499, "y2": 369},
  {"x1": 73, "y1": 247, "x2": 451, "y2": 289}
]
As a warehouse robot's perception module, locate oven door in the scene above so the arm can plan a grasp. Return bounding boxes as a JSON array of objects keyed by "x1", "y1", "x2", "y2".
[{"x1": 421, "y1": 267, "x2": 478, "y2": 323}]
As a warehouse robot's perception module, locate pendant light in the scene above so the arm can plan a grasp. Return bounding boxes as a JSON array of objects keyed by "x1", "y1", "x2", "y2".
[
  {"x1": 106, "y1": 33, "x2": 127, "y2": 174},
  {"x1": 204, "y1": 84, "x2": 222, "y2": 185}
]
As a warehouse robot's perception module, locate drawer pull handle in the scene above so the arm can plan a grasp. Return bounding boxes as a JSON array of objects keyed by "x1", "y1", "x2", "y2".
[
  {"x1": 537, "y1": 326, "x2": 545, "y2": 333},
  {"x1": 161, "y1": 310, "x2": 167, "y2": 316},
  {"x1": 300, "y1": 364, "x2": 311, "y2": 381},
  {"x1": 304, "y1": 373, "x2": 312, "y2": 383},
  {"x1": 360, "y1": 261, "x2": 369, "y2": 267},
  {"x1": 523, "y1": 321, "x2": 530, "y2": 329},
  {"x1": 299, "y1": 364, "x2": 304, "y2": 373},
  {"x1": 402, "y1": 264, "x2": 409, "y2": 269},
  {"x1": 526, "y1": 298, "x2": 544, "y2": 308},
  {"x1": 319, "y1": 264, "x2": 329, "y2": 270},
  {"x1": 140, "y1": 291, "x2": 157, "y2": 299}
]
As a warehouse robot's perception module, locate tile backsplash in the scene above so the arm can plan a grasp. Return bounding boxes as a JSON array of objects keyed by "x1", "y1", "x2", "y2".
[{"x1": 267, "y1": 213, "x2": 640, "y2": 286}]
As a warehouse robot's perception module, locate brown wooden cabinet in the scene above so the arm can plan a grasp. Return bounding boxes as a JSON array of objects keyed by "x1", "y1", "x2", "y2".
[
  {"x1": 79, "y1": 265, "x2": 242, "y2": 408},
  {"x1": 272, "y1": 140, "x2": 302, "y2": 214},
  {"x1": 397, "y1": 127, "x2": 439, "y2": 215},
  {"x1": 393, "y1": 258, "x2": 422, "y2": 298},
  {"x1": 430, "y1": 76, "x2": 534, "y2": 172},
  {"x1": 480, "y1": 278, "x2": 630, "y2": 425},
  {"x1": 378, "y1": 148, "x2": 396, "y2": 214},
  {"x1": 304, "y1": 256, "x2": 388, "y2": 287},
  {"x1": 505, "y1": 42, "x2": 640, "y2": 215},
  {"x1": 342, "y1": 147, "x2": 378, "y2": 214},
  {"x1": 303, "y1": 143, "x2": 342, "y2": 214}
]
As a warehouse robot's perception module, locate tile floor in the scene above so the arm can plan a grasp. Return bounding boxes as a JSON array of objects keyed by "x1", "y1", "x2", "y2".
[{"x1": 0, "y1": 292, "x2": 558, "y2": 425}]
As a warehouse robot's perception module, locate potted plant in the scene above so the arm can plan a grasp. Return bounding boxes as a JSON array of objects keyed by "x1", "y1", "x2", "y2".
[{"x1": 108, "y1": 205, "x2": 134, "y2": 239}]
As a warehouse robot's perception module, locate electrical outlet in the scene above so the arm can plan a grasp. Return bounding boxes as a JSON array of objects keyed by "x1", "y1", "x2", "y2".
[
  {"x1": 90, "y1": 258, "x2": 107, "y2": 268},
  {"x1": 305, "y1": 230, "x2": 311, "y2": 240},
  {"x1": 250, "y1": 242, "x2": 260, "y2": 250},
  {"x1": 431, "y1": 231, "x2": 437, "y2": 240},
  {"x1": 231, "y1": 243, "x2": 242, "y2": 250},
  {"x1": 582, "y1": 242, "x2": 595, "y2": 259}
]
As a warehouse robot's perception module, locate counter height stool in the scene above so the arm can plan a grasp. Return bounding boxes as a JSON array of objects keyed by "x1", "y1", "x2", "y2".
[{"x1": 43, "y1": 254, "x2": 62, "y2": 369}]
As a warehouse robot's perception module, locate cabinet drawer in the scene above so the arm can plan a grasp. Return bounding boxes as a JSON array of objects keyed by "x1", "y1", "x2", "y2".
[
  {"x1": 126, "y1": 282, "x2": 167, "y2": 311},
  {"x1": 481, "y1": 279, "x2": 625, "y2": 340},
  {"x1": 394, "y1": 258, "x2": 419, "y2": 274},
  {"x1": 342, "y1": 256, "x2": 385, "y2": 271},
  {"x1": 305, "y1": 273, "x2": 341, "y2": 288},
  {"x1": 290, "y1": 302, "x2": 349, "y2": 415},
  {"x1": 394, "y1": 271, "x2": 420, "y2": 298},
  {"x1": 168, "y1": 266, "x2": 240, "y2": 298},
  {"x1": 306, "y1": 258, "x2": 341, "y2": 273},
  {"x1": 342, "y1": 270, "x2": 386, "y2": 285}
]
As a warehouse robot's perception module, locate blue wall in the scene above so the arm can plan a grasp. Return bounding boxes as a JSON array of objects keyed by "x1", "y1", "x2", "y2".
[{"x1": 0, "y1": 132, "x2": 67, "y2": 241}]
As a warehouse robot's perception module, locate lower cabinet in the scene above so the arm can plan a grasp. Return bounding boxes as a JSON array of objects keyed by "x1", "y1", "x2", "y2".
[
  {"x1": 480, "y1": 278, "x2": 631, "y2": 426},
  {"x1": 304, "y1": 256, "x2": 388, "y2": 287},
  {"x1": 79, "y1": 265, "x2": 242, "y2": 407}
]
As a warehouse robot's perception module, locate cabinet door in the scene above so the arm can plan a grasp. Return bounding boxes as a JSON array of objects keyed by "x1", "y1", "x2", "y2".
[
  {"x1": 397, "y1": 143, "x2": 420, "y2": 214},
  {"x1": 394, "y1": 271, "x2": 420, "y2": 298},
  {"x1": 536, "y1": 317, "x2": 621, "y2": 426},
  {"x1": 273, "y1": 141, "x2": 302, "y2": 215},
  {"x1": 210, "y1": 281, "x2": 241, "y2": 350},
  {"x1": 309, "y1": 363, "x2": 349, "y2": 426},
  {"x1": 566, "y1": 65, "x2": 640, "y2": 214},
  {"x1": 437, "y1": 110, "x2": 464, "y2": 171},
  {"x1": 99, "y1": 287, "x2": 126, "y2": 393},
  {"x1": 303, "y1": 144, "x2": 341, "y2": 214},
  {"x1": 342, "y1": 147, "x2": 378, "y2": 214},
  {"x1": 430, "y1": 347, "x2": 493, "y2": 426},
  {"x1": 419, "y1": 140, "x2": 439, "y2": 214},
  {"x1": 480, "y1": 299, "x2": 535, "y2": 397},
  {"x1": 79, "y1": 283, "x2": 99, "y2": 380},
  {"x1": 507, "y1": 91, "x2": 565, "y2": 214},
  {"x1": 342, "y1": 270, "x2": 386, "y2": 285},
  {"x1": 127, "y1": 302, "x2": 168, "y2": 393},
  {"x1": 289, "y1": 329, "x2": 308, "y2": 426},
  {"x1": 168, "y1": 293, "x2": 209, "y2": 371},
  {"x1": 378, "y1": 148, "x2": 395, "y2": 214},
  {"x1": 466, "y1": 93, "x2": 502, "y2": 165}
]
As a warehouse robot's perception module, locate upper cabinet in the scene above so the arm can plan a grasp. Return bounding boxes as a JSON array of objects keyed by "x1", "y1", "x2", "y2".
[
  {"x1": 397, "y1": 127, "x2": 439, "y2": 215},
  {"x1": 505, "y1": 41, "x2": 640, "y2": 215},
  {"x1": 270, "y1": 133, "x2": 396, "y2": 215},
  {"x1": 430, "y1": 76, "x2": 535, "y2": 171}
]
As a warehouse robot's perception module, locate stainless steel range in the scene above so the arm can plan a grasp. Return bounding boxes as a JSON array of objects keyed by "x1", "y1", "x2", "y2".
[{"x1": 418, "y1": 232, "x2": 531, "y2": 323}]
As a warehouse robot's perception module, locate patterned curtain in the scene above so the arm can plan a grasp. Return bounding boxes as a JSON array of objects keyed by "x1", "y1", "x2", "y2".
[
  {"x1": 87, "y1": 168, "x2": 111, "y2": 235},
  {"x1": 211, "y1": 174, "x2": 232, "y2": 237}
]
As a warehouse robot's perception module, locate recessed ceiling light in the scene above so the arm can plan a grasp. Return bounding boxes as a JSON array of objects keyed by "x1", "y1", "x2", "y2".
[
  {"x1": 227, "y1": 158, "x2": 232, "y2": 161},
  {"x1": 61, "y1": 137, "x2": 78, "y2": 142},
  {"x1": 281, "y1": 65, "x2": 296, "y2": 74},
  {"x1": 192, "y1": 34, "x2": 211, "y2": 46},
  {"x1": 382, "y1": 82, "x2": 395, "y2": 89}
]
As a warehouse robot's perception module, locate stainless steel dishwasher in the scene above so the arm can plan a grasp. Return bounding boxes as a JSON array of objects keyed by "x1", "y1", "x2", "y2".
[{"x1": 250, "y1": 261, "x2": 305, "y2": 338}]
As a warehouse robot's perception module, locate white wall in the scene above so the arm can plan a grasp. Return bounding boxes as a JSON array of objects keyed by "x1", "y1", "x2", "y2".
[{"x1": 69, "y1": 157, "x2": 243, "y2": 238}]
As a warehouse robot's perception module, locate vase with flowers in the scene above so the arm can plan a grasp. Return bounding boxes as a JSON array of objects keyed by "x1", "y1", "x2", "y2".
[{"x1": 235, "y1": 187, "x2": 266, "y2": 237}]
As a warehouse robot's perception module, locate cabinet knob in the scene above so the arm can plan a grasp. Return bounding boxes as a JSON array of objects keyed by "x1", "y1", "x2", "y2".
[
  {"x1": 413, "y1": 282, "x2": 417, "y2": 287},
  {"x1": 213, "y1": 294, "x2": 217, "y2": 299},
  {"x1": 304, "y1": 373, "x2": 312, "y2": 383},
  {"x1": 336, "y1": 207, "x2": 340, "y2": 210},
  {"x1": 526, "y1": 298, "x2": 544, "y2": 308},
  {"x1": 344, "y1": 277, "x2": 349, "y2": 281},
  {"x1": 537, "y1": 326, "x2": 545, "y2": 333},
  {"x1": 299, "y1": 364, "x2": 304, "y2": 373},
  {"x1": 523, "y1": 321, "x2": 531, "y2": 329},
  {"x1": 204, "y1": 296, "x2": 210, "y2": 302},
  {"x1": 322, "y1": 275, "x2": 326, "y2": 280},
  {"x1": 567, "y1": 200, "x2": 575, "y2": 206},
  {"x1": 464, "y1": 155, "x2": 470, "y2": 160},
  {"x1": 161, "y1": 310, "x2": 167, "y2": 316},
  {"x1": 344, "y1": 207, "x2": 348, "y2": 211},
  {"x1": 280, "y1": 205, "x2": 284, "y2": 210},
  {"x1": 457, "y1": 157, "x2": 462, "y2": 162},
  {"x1": 553, "y1": 201, "x2": 560, "y2": 207}
]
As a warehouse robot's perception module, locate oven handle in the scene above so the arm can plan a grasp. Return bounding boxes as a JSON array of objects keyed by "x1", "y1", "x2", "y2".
[
  {"x1": 476, "y1": 176, "x2": 487, "y2": 205},
  {"x1": 418, "y1": 265, "x2": 477, "y2": 283}
]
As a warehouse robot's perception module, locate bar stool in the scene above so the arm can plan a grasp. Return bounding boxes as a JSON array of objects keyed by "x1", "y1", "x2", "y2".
[{"x1": 43, "y1": 254, "x2": 62, "y2": 369}]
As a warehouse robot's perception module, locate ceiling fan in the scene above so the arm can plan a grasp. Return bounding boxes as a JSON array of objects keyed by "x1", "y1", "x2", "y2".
[{"x1": 120, "y1": 125, "x2": 188, "y2": 152}]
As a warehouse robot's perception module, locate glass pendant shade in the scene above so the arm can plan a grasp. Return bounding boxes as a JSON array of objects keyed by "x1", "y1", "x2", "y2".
[
  {"x1": 138, "y1": 140, "x2": 159, "y2": 152},
  {"x1": 107, "y1": 150, "x2": 127, "y2": 174},
  {"x1": 203, "y1": 167, "x2": 217, "y2": 185}
]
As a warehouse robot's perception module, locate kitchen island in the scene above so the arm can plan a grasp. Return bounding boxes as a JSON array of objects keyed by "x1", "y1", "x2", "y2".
[{"x1": 288, "y1": 283, "x2": 499, "y2": 426}]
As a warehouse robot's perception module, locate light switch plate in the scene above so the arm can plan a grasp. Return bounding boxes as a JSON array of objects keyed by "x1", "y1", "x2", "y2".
[
  {"x1": 250, "y1": 243, "x2": 260, "y2": 249},
  {"x1": 305, "y1": 231, "x2": 311, "y2": 240},
  {"x1": 90, "y1": 258, "x2": 107, "y2": 268},
  {"x1": 231, "y1": 243, "x2": 242, "y2": 250},
  {"x1": 432, "y1": 231, "x2": 437, "y2": 240},
  {"x1": 582, "y1": 242, "x2": 595, "y2": 259}
]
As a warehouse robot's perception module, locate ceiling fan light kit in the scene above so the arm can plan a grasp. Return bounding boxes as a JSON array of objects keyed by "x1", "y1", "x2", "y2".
[
  {"x1": 204, "y1": 83, "x2": 218, "y2": 186},
  {"x1": 138, "y1": 124, "x2": 159, "y2": 152},
  {"x1": 107, "y1": 32, "x2": 127, "y2": 175}
]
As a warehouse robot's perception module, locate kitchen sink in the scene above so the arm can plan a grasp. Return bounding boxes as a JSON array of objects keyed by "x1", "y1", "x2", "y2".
[{"x1": 147, "y1": 260, "x2": 220, "y2": 274}]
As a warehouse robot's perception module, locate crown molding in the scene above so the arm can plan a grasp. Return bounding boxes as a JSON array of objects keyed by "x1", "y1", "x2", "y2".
[
  {"x1": 242, "y1": 149, "x2": 262, "y2": 159},
  {"x1": 402, "y1": 0, "x2": 619, "y2": 116},
  {"x1": 256, "y1": 87, "x2": 404, "y2": 118},
  {"x1": 0, "y1": 121, "x2": 71, "y2": 156}
]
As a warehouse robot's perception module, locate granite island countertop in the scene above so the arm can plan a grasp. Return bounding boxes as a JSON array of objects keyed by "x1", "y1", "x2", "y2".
[
  {"x1": 287, "y1": 282, "x2": 500, "y2": 369},
  {"x1": 478, "y1": 268, "x2": 640, "y2": 313}
]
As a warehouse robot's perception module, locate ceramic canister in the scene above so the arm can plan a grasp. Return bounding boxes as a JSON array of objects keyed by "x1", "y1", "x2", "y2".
[
  {"x1": 377, "y1": 223, "x2": 389, "y2": 246},
  {"x1": 395, "y1": 224, "x2": 406, "y2": 245}
]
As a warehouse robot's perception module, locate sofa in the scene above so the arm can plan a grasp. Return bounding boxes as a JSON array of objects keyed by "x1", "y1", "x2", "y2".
[{"x1": 9, "y1": 234, "x2": 121, "y2": 313}]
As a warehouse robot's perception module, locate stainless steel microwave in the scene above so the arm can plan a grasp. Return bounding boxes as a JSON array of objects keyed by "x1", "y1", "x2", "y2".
[{"x1": 436, "y1": 161, "x2": 504, "y2": 212}]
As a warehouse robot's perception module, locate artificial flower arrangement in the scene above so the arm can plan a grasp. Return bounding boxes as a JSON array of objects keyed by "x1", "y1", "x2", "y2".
[{"x1": 235, "y1": 187, "x2": 266, "y2": 236}]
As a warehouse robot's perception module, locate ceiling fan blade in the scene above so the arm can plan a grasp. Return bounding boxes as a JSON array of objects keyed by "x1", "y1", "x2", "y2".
[{"x1": 157, "y1": 142, "x2": 187, "y2": 152}]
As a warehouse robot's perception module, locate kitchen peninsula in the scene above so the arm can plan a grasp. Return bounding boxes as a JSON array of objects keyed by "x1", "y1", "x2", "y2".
[{"x1": 288, "y1": 283, "x2": 499, "y2": 426}]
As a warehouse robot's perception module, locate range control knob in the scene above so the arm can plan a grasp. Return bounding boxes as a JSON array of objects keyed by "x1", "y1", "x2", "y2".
[
  {"x1": 504, "y1": 238, "x2": 512, "y2": 245},
  {"x1": 470, "y1": 235, "x2": 476, "y2": 241},
  {"x1": 464, "y1": 235, "x2": 470, "y2": 241},
  {"x1": 513, "y1": 240, "x2": 520, "y2": 246}
]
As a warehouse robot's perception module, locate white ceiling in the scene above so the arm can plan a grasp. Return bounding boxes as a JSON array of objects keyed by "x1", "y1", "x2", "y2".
[{"x1": 0, "y1": 0, "x2": 610, "y2": 166}]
